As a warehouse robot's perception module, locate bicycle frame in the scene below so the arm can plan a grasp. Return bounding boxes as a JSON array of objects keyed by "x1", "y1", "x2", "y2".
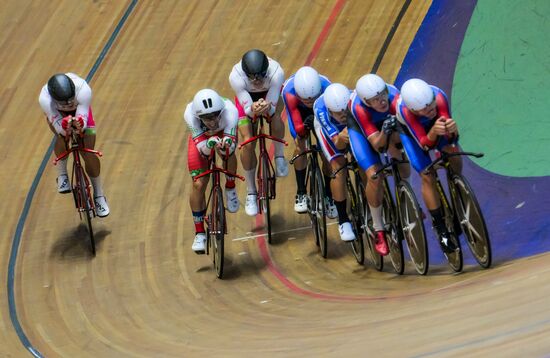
[
  {"x1": 54, "y1": 131, "x2": 102, "y2": 217},
  {"x1": 238, "y1": 115, "x2": 288, "y2": 200},
  {"x1": 423, "y1": 149, "x2": 484, "y2": 220},
  {"x1": 193, "y1": 148, "x2": 245, "y2": 236}
]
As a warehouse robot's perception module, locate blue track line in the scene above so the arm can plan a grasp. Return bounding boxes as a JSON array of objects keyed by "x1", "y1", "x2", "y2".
[{"x1": 6, "y1": 1, "x2": 138, "y2": 356}]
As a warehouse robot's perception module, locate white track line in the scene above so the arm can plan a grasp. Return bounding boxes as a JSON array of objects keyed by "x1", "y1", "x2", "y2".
[{"x1": 232, "y1": 222, "x2": 337, "y2": 241}]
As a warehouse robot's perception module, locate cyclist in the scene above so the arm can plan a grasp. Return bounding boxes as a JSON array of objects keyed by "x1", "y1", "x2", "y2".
[
  {"x1": 39, "y1": 73, "x2": 110, "y2": 217},
  {"x1": 184, "y1": 89, "x2": 240, "y2": 254},
  {"x1": 281, "y1": 66, "x2": 337, "y2": 218},
  {"x1": 229, "y1": 49, "x2": 287, "y2": 216},
  {"x1": 312, "y1": 83, "x2": 356, "y2": 242},
  {"x1": 396, "y1": 78, "x2": 461, "y2": 253},
  {"x1": 348, "y1": 74, "x2": 410, "y2": 256}
]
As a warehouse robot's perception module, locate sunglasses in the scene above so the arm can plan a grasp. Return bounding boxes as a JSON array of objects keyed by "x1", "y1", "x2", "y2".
[
  {"x1": 55, "y1": 98, "x2": 76, "y2": 110},
  {"x1": 246, "y1": 71, "x2": 267, "y2": 81},
  {"x1": 198, "y1": 110, "x2": 222, "y2": 121}
]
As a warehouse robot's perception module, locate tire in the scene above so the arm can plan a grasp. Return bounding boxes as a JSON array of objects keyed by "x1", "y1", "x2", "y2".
[
  {"x1": 349, "y1": 175, "x2": 365, "y2": 265},
  {"x1": 307, "y1": 159, "x2": 319, "y2": 247},
  {"x1": 440, "y1": 193, "x2": 463, "y2": 273},
  {"x1": 383, "y1": 181, "x2": 404, "y2": 275},
  {"x1": 212, "y1": 186, "x2": 225, "y2": 278},
  {"x1": 314, "y1": 168, "x2": 328, "y2": 258},
  {"x1": 260, "y1": 154, "x2": 272, "y2": 244},
  {"x1": 78, "y1": 168, "x2": 96, "y2": 256},
  {"x1": 450, "y1": 174, "x2": 492, "y2": 268},
  {"x1": 397, "y1": 181, "x2": 429, "y2": 275}
]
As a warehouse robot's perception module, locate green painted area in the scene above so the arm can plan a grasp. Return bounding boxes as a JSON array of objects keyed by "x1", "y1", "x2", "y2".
[{"x1": 452, "y1": 0, "x2": 550, "y2": 177}]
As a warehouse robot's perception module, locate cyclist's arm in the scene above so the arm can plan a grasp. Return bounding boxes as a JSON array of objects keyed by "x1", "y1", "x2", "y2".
[
  {"x1": 283, "y1": 92, "x2": 306, "y2": 137},
  {"x1": 229, "y1": 69, "x2": 254, "y2": 118},
  {"x1": 74, "y1": 82, "x2": 92, "y2": 132},
  {"x1": 264, "y1": 64, "x2": 285, "y2": 117},
  {"x1": 39, "y1": 87, "x2": 66, "y2": 136},
  {"x1": 399, "y1": 105, "x2": 436, "y2": 150}
]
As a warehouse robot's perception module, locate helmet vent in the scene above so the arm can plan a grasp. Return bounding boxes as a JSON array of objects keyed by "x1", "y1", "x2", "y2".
[{"x1": 202, "y1": 98, "x2": 213, "y2": 109}]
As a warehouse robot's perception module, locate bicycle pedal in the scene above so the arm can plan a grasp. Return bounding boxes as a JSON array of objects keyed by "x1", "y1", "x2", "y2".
[{"x1": 193, "y1": 250, "x2": 206, "y2": 255}]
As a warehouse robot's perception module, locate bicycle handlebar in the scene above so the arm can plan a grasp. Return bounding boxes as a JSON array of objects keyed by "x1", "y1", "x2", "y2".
[
  {"x1": 371, "y1": 157, "x2": 409, "y2": 180},
  {"x1": 289, "y1": 146, "x2": 321, "y2": 165},
  {"x1": 330, "y1": 159, "x2": 358, "y2": 179},
  {"x1": 238, "y1": 133, "x2": 288, "y2": 149},
  {"x1": 193, "y1": 148, "x2": 245, "y2": 182},
  {"x1": 423, "y1": 151, "x2": 484, "y2": 173},
  {"x1": 53, "y1": 140, "x2": 102, "y2": 165}
]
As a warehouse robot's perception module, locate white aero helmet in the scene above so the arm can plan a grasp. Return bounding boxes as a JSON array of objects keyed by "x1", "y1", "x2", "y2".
[
  {"x1": 192, "y1": 89, "x2": 225, "y2": 118},
  {"x1": 323, "y1": 83, "x2": 350, "y2": 112},
  {"x1": 356, "y1": 74, "x2": 387, "y2": 102},
  {"x1": 400, "y1": 78, "x2": 435, "y2": 111},
  {"x1": 294, "y1": 66, "x2": 322, "y2": 99}
]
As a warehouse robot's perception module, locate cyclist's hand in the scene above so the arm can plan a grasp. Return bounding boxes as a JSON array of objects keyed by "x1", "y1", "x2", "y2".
[
  {"x1": 381, "y1": 116, "x2": 398, "y2": 135},
  {"x1": 337, "y1": 128, "x2": 350, "y2": 145},
  {"x1": 303, "y1": 114, "x2": 314, "y2": 130},
  {"x1": 252, "y1": 99, "x2": 270, "y2": 115},
  {"x1": 61, "y1": 115, "x2": 74, "y2": 135},
  {"x1": 431, "y1": 117, "x2": 448, "y2": 136},
  {"x1": 72, "y1": 115, "x2": 85, "y2": 134},
  {"x1": 206, "y1": 136, "x2": 222, "y2": 149},
  {"x1": 444, "y1": 118, "x2": 458, "y2": 134},
  {"x1": 220, "y1": 136, "x2": 236, "y2": 152}
]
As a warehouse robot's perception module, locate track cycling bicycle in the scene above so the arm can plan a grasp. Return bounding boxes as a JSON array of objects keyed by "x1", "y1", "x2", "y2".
[
  {"x1": 53, "y1": 119, "x2": 102, "y2": 256},
  {"x1": 238, "y1": 115, "x2": 287, "y2": 244},
  {"x1": 193, "y1": 146, "x2": 245, "y2": 279}
]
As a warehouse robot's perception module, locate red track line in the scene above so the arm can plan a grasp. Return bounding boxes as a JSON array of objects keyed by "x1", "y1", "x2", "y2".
[{"x1": 304, "y1": 0, "x2": 347, "y2": 66}]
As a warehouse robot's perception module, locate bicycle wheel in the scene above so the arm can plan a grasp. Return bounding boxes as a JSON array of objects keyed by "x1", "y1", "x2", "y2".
[
  {"x1": 260, "y1": 154, "x2": 272, "y2": 244},
  {"x1": 307, "y1": 157, "x2": 319, "y2": 246},
  {"x1": 348, "y1": 175, "x2": 365, "y2": 265},
  {"x1": 450, "y1": 174, "x2": 492, "y2": 268},
  {"x1": 397, "y1": 181, "x2": 428, "y2": 275},
  {"x1": 313, "y1": 167, "x2": 329, "y2": 258},
  {"x1": 383, "y1": 181, "x2": 404, "y2": 275},
  {"x1": 440, "y1": 193, "x2": 463, "y2": 273},
  {"x1": 78, "y1": 168, "x2": 96, "y2": 256},
  {"x1": 211, "y1": 186, "x2": 225, "y2": 278}
]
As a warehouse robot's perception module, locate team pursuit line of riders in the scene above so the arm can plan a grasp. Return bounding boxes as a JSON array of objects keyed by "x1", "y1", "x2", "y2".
[{"x1": 40, "y1": 48, "x2": 475, "y2": 265}]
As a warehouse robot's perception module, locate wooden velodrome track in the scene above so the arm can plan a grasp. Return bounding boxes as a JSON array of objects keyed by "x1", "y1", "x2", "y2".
[{"x1": 2, "y1": 1, "x2": 550, "y2": 356}]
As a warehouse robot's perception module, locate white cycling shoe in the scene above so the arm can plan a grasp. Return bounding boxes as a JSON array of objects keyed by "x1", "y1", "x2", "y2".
[
  {"x1": 275, "y1": 157, "x2": 289, "y2": 177},
  {"x1": 338, "y1": 222, "x2": 356, "y2": 242},
  {"x1": 245, "y1": 193, "x2": 258, "y2": 216},
  {"x1": 192, "y1": 233, "x2": 207, "y2": 254},
  {"x1": 294, "y1": 194, "x2": 308, "y2": 213},
  {"x1": 94, "y1": 196, "x2": 110, "y2": 218},
  {"x1": 225, "y1": 188, "x2": 240, "y2": 213},
  {"x1": 57, "y1": 174, "x2": 71, "y2": 194}
]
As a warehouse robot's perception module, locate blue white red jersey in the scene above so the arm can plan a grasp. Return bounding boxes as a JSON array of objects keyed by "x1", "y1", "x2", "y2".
[
  {"x1": 396, "y1": 85, "x2": 452, "y2": 150},
  {"x1": 282, "y1": 73, "x2": 331, "y2": 138},
  {"x1": 349, "y1": 84, "x2": 400, "y2": 138},
  {"x1": 313, "y1": 93, "x2": 350, "y2": 139}
]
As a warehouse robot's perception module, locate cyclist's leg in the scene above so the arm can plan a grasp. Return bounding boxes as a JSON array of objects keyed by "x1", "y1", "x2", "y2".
[
  {"x1": 388, "y1": 132, "x2": 411, "y2": 180},
  {"x1": 47, "y1": 119, "x2": 70, "y2": 192},
  {"x1": 439, "y1": 138, "x2": 463, "y2": 174},
  {"x1": 315, "y1": 125, "x2": 353, "y2": 240},
  {"x1": 349, "y1": 126, "x2": 389, "y2": 252},
  {"x1": 270, "y1": 100, "x2": 288, "y2": 176},
  {"x1": 400, "y1": 133, "x2": 454, "y2": 248},
  {"x1": 188, "y1": 138, "x2": 210, "y2": 252},
  {"x1": 221, "y1": 149, "x2": 240, "y2": 213},
  {"x1": 237, "y1": 117, "x2": 257, "y2": 194}
]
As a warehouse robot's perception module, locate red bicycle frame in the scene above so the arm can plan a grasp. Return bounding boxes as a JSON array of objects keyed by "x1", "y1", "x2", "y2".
[
  {"x1": 193, "y1": 148, "x2": 244, "y2": 235},
  {"x1": 238, "y1": 115, "x2": 287, "y2": 200},
  {"x1": 53, "y1": 132, "x2": 102, "y2": 217}
]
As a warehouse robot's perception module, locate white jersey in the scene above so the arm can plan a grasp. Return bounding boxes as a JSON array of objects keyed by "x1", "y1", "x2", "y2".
[
  {"x1": 228, "y1": 57, "x2": 284, "y2": 117},
  {"x1": 184, "y1": 98, "x2": 238, "y2": 155},
  {"x1": 38, "y1": 73, "x2": 92, "y2": 136}
]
